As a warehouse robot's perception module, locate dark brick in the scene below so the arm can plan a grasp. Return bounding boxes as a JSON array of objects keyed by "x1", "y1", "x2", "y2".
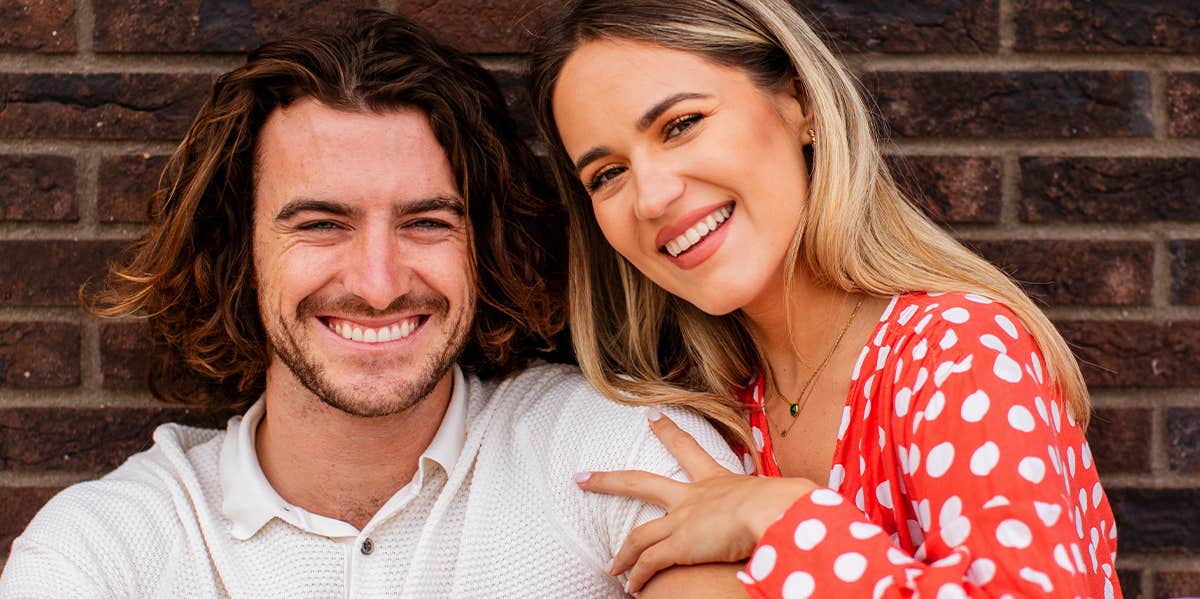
[
  {"x1": 1014, "y1": 0, "x2": 1200, "y2": 53},
  {"x1": 1086, "y1": 408, "x2": 1152, "y2": 475},
  {"x1": 889, "y1": 155, "x2": 1002, "y2": 224},
  {"x1": 0, "y1": 407, "x2": 231, "y2": 472},
  {"x1": 1157, "y1": 571, "x2": 1200, "y2": 597},
  {"x1": 0, "y1": 74, "x2": 211, "y2": 140},
  {"x1": 865, "y1": 71, "x2": 1152, "y2": 138},
  {"x1": 100, "y1": 322, "x2": 150, "y2": 390},
  {"x1": 1167, "y1": 407, "x2": 1200, "y2": 473},
  {"x1": 0, "y1": 155, "x2": 76, "y2": 221},
  {"x1": 1055, "y1": 320, "x2": 1200, "y2": 388},
  {"x1": 1020, "y1": 157, "x2": 1200, "y2": 223},
  {"x1": 798, "y1": 0, "x2": 998, "y2": 53},
  {"x1": 969, "y1": 240, "x2": 1153, "y2": 306},
  {"x1": 1117, "y1": 569, "x2": 1141, "y2": 599},
  {"x1": 0, "y1": 0, "x2": 75, "y2": 53},
  {"x1": 0, "y1": 240, "x2": 128, "y2": 307},
  {"x1": 1167, "y1": 73, "x2": 1200, "y2": 138},
  {"x1": 1108, "y1": 488, "x2": 1200, "y2": 552},
  {"x1": 0, "y1": 486, "x2": 62, "y2": 553},
  {"x1": 397, "y1": 0, "x2": 556, "y2": 53},
  {"x1": 1170, "y1": 241, "x2": 1200, "y2": 305},
  {"x1": 488, "y1": 66, "x2": 538, "y2": 141},
  {"x1": 94, "y1": 0, "x2": 374, "y2": 53},
  {"x1": 98, "y1": 154, "x2": 168, "y2": 223},
  {"x1": 0, "y1": 322, "x2": 79, "y2": 388}
]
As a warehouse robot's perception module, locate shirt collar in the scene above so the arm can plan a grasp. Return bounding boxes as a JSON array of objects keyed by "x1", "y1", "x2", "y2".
[{"x1": 220, "y1": 365, "x2": 470, "y2": 540}]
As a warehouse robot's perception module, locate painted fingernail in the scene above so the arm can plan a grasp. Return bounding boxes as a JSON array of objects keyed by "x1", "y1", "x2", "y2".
[
  {"x1": 646, "y1": 408, "x2": 663, "y2": 422},
  {"x1": 574, "y1": 471, "x2": 592, "y2": 483}
]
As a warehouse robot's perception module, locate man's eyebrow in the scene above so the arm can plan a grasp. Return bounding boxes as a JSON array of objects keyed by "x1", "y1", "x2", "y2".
[
  {"x1": 396, "y1": 195, "x2": 465, "y2": 217},
  {"x1": 572, "y1": 92, "x2": 711, "y2": 175},
  {"x1": 275, "y1": 199, "x2": 358, "y2": 221}
]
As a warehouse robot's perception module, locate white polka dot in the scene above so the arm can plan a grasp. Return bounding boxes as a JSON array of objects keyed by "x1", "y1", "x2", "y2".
[
  {"x1": 934, "y1": 360, "x2": 955, "y2": 387},
  {"x1": 907, "y1": 444, "x2": 922, "y2": 475},
  {"x1": 1035, "y1": 501, "x2": 1063, "y2": 527},
  {"x1": 983, "y1": 495, "x2": 1009, "y2": 508},
  {"x1": 967, "y1": 558, "x2": 996, "y2": 586},
  {"x1": 1075, "y1": 507, "x2": 1085, "y2": 539},
  {"x1": 894, "y1": 358, "x2": 905, "y2": 383},
  {"x1": 874, "y1": 324, "x2": 888, "y2": 346},
  {"x1": 1008, "y1": 405, "x2": 1035, "y2": 432},
  {"x1": 995, "y1": 314, "x2": 1019, "y2": 339},
  {"x1": 828, "y1": 464, "x2": 845, "y2": 491},
  {"x1": 1071, "y1": 543, "x2": 1086, "y2": 572},
  {"x1": 833, "y1": 552, "x2": 868, "y2": 582},
  {"x1": 925, "y1": 442, "x2": 955, "y2": 478},
  {"x1": 1047, "y1": 445, "x2": 1062, "y2": 474},
  {"x1": 1034, "y1": 396, "x2": 1049, "y2": 425},
  {"x1": 915, "y1": 313, "x2": 934, "y2": 334},
  {"x1": 1019, "y1": 567, "x2": 1053, "y2": 593},
  {"x1": 852, "y1": 346, "x2": 869, "y2": 381},
  {"x1": 913, "y1": 367, "x2": 929, "y2": 392},
  {"x1": 970, "y1": 442, "x2": 1000, "y2": 476},
  {"x1": 1104, "y1": 577, "x2": 1114, "y2": 599},
  {"x1": 1068, "y1": 446, "x2": 1077, "y2": 477},
  {"x1": 993, "y1": 354, "x2": 1023, "y2": 383},
  {"x1": 942, "y1": 307, "x2": 970, "y2": 324},
  {"x1": 875, "y1": 482, "x2": 894, "y2": 509},
  {"x1": 837, "y1": 405, "x2": 851, "y2": 440},
  {"x1": 850, "y1": 522, "x2": 884, "y2": 540},
  {"x1": 875, "y1": 346, "x2": 891, "y2": 371},
  {"x1": 782, "y1": 571, "x2": 815, "y2": 599},
  {"x1": 906, "y1": 519, "x2": 924, "y2": 546},
  {"x1": 997, "y1": 519, "x2": 1033, "y2": 549},
  {"x1": 855, "y1": 487, "x2": 865, "y2": 511},
  {"x1": 887, "y1": 546, "x2": 914, "y2": 565},
  {"x1": 752, "y1": 426, "x2": 765, "y2": 451},
  {"x1": 898, "y1": 304, "x2": 918, "y2": 325},
  {"x1": 863, "y1": 375, "x2": 875, "y2": 400},
  {"x1": 1051, "y1": 399, "x2": 1062, "y2": 432},
  {"x1": 912, "y1": 338, "x2": 928, "y2": 360},
  {"x1": 979, "y1": 333, "x2": 1007, "y2": 353},
  {"x1": 917, "y1": 499, "x2": 931, "y2": 532},
  {"x1": 1030, "y1": 351, "x2": 1044, "y2": 383},
  {"x1": 932, "y1": 552, "x2": 963, "y2": 568},
  {"x1": 894, "y1": 387, "x2": 912, "y2": 418},
  {"x1": 1019, "y1": 456, "x2": 1046, "y2": 484},
  {"x1": 939, "y1": 328, "x2": 958, "y2": 350},
  {"x1": 1053, "y1": 544, "x2": 1075, "y2": 573},
  {"x1": 872, "y1": 575, "x2": 894, "y2": 599},
  {"x1": 965, "y1": 293, "x2": 993, "y2": 304},
  {"x1": 736, "y1": 571, "x2": 754, "y2": 585},
  {"x1": 925, "y1": 391, "x2": 946, "y2": 421},
  {"x1": 748, "y1": 544, "x2": 777, "y2": 580},
  {"x1": 936, "y1": 584, "x2": 967, "y2": 599},
  {"x1": 1092, "y1": 482, "x2": 1103, "y2": 509},
  {"x1": 809, "y1": 488, "x2": 843, "y2": 506},
  {"x1": 742, "y1": 453, "x2": 756, "y2": 475},
  {"x1": 1083, "y1": 442, "x2": 1093, "y2": 470},
  {"x1": 961, "y1": 390, "x2": 989, "y2": 422},
  {"x1": 941, "y1": 513, "x2": 971, "y2": 547},
  {"x1": 880, "y1": 296, "x2": 897, "y2": 321},
  {"x1": 793, "y1": 519, "x2": 827, "y2": 551}
]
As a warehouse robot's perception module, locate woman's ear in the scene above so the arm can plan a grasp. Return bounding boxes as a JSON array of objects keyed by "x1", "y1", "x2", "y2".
[{"x1": 776, "y1": 77, "x2": 815, "y2": 144}]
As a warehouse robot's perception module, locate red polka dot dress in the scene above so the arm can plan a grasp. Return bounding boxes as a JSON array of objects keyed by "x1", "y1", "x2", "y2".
[{"x1": 736, "y1": 292, "x2": 1121, "y2": 599}]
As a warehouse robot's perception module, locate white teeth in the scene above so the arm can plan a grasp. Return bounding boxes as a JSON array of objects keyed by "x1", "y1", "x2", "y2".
[
  {"x1": 665, "y1": 205, "x2": 733, "y2": 257},
  {"x1": 328, "y1": 318, "x2": 420, "y2": 344},
  {"x1": 390, "y1": 324, "x2": 401, "y2": 339},
  {"x1": 340, "y1": 324, "x2": 353, "y2": 339},
  {"x1": 352, "y1": 327, "x2": 364, "y2": 342}
]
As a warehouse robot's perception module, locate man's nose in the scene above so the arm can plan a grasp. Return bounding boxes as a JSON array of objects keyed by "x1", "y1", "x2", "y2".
[
  {"x1": 343, "y1": 225, "x2": 409, "y2": 311},
  {"x1": 631, "y1": 158, "x2": 685, "y2": 221}
]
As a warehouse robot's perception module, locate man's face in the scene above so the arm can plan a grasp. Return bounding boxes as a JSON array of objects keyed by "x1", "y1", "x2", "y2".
[{"x1": 252, "y1": 98, "x2": 474, "y2": 417}]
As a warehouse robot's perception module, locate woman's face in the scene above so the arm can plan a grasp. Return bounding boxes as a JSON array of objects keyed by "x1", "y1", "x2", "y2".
[{"x1": 553, "y1": 38, "x2": 813, "y2": 315}]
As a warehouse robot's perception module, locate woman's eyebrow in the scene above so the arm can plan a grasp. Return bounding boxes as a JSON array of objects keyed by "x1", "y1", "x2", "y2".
[{"x1": 573, "y1": 92, "x2": 712, "y2": 174}]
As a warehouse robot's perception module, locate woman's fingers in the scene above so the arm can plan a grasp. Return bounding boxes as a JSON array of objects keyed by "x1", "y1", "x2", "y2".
[
  {"x1": 574, "y1": 469, "x2": 686, "y2": 508},
  {"x1": 609, "y1": 516, "x2": 672, "y2": 575},
  {"x1": 646, "y1": 409, "x2": 729, "y2": 480},
  {"x1": 625, "y1": 540, "x2": 678, "y2": 594}
]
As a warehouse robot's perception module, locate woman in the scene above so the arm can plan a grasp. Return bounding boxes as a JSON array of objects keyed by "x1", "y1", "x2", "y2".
[{"x1": 529, "y1": 0, "x2": 1120, "y2": 597}]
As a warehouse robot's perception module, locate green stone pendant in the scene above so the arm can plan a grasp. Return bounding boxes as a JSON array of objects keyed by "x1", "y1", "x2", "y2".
[{"x1": 789, "y1": 403, "x2": 800, "y2": 417}]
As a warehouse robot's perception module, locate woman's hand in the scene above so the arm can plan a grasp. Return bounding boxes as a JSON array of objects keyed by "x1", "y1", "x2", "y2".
[{"x1": 574, "y1": 410, "x2": 819, "y2": 593}]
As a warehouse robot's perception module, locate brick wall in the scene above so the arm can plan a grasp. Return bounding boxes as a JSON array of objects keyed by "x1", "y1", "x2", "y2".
[{"x1": 0, "y1": 1, "x2": 1197, "y2": 596}]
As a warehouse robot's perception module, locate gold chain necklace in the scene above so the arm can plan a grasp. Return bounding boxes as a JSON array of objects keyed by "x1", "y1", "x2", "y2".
[{"x1": 770, "y1": 297, "x2": 865, "y2": 438}]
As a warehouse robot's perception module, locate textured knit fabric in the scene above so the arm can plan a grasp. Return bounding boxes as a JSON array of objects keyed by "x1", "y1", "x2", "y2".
[
  {"x1": 0, "y1": 363, "x2": 741, "y2": 598},
  {"x1": 735, "y1": 292, "x2": 1120, "y2": 599}
]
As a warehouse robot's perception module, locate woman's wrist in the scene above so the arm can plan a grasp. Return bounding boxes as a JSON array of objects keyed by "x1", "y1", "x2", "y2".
[{"x1": 743, "y1": 477, "x2": 820, "y2": 540}]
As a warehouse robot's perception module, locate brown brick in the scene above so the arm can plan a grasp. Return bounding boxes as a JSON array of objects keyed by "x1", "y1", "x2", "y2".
[
  {"x1": 0, "y1": 155, "x2": 76, "y2": 221},
  {"x1": 1167, "y1": 408, "x2": 1200, "y2": 473},
  {"x1": 1055, "y1": 320, "x2": 1200, "y2": 388},
  {"x1": 0, "y1": 240, "x2": 128, "y2": 307},
  {"x1": 969, "y1": 240, "x2": 1153, "y2": 306},
  {"x1": 488, "y1": 66, "x2": 538, "y2": 141},
  {"x1": 0, "y1": 74, "x2": 211, "y2": 140},
  {"x1": 98, "y1": 154, "x2": 168, "y2": 223},
  {"x1": 1170, "y1": 241, "x2": 1200, "y2": 305},
  {"x1": 100, "y1": 321, "x2": 150, "y2": 390},
  {"x1": 798, "y1": 0, "x2": 999, "y2": 53},
  {"x1": 1167, "y1": 73, "x2": 1200, "y2": 138},
  {"x1": 397, "y1": 0, "x2": 556, "y2": 53},
  {"x1": 0, "y1": 407, "x2": 230, "y2": 472},
  {"x1": 1020, "y1": 157, "x2": 1200, "y2": 223},
  {"x1": 889, "y1": 156, "x2": 1002, "y2": 224},
  {"x1": 1014, "y1": 0, "x2": 1200, "y2": 53},
  {"x1": 0, "y1": 321, "x2": 79, "y2": 388},
  {"x1": 1117, "y1": 569, "x2": 1141, "y2": 599},
  {"x1": 1156, "y1": 571, "x2": 1200, "y2": 597},
  {"x1": 1086, "y1": 408, "x2": 1152, "y2": 475},
  {"x1": 0, "y1": 0, "x2": 75, "y2": 53},
  {"x1": 1107, "y1": 488, "x2": 1200, "y2": 552},
  {"x1": 94, "y1": 0, "x2": 374, "y2": 53},
  {"x1": 865, "y1": 71, "x2": 1152, "y2": 138},
  {"x1": 0, "y1": 486, "x2": 63, "y2": 553}
]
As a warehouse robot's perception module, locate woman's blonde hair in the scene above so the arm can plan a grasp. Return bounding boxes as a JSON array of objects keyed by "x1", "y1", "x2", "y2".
[{"x1": 529, "y1": 0, "x2": 1089, "y2": 447}]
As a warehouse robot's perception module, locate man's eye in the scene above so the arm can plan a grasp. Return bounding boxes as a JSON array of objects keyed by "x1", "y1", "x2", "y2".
[
  {"x1": 664, "y1": 114, "x2": 702, "y2": 140},
  {"x1": 587, "y1": 166, "x2": 625, "y2": 192},
  {"x1": 411, "y1": 219, "x2": 451, "y2": 229},
  {"x1": 299, "y1": 220, "x2": 341, "y2": 231}
]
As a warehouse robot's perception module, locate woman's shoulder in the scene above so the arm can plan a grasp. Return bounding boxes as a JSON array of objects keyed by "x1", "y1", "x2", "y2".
[{"x1": 880, "y1": 291, "x2": 1029, "y2": 344}]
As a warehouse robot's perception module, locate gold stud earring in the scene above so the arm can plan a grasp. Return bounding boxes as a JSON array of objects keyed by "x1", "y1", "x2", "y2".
[{"x1": 808, "y1": 128, "x2": 817, "y2": 148}]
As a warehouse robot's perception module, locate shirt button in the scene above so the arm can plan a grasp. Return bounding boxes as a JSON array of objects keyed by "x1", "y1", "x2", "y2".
[{"x1": 360, "y1": 538, "x2": 374, "y2": 555}]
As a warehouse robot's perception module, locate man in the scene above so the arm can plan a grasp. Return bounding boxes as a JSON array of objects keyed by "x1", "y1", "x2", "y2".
[{"x1": 0, "y1": 12, "x2": 744, "y2": 598}]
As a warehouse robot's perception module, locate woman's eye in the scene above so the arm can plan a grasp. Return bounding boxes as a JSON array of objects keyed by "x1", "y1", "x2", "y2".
[
  {"x1": 587, "y1": 166, "x2": 625, "y2": 192},
  {"x1": 665, "y1": 114, "x2": 702, "y2": 140}
]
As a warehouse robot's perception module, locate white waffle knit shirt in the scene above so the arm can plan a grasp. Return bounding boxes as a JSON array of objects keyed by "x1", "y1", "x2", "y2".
[{"x1": 0, "y1": 363, "x2": 741, "y2": 598}]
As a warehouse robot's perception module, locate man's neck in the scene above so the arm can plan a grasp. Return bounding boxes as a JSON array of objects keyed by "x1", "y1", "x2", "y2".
[{"x1": 254, "y1": 370, "x2": 455, "y2": 530}]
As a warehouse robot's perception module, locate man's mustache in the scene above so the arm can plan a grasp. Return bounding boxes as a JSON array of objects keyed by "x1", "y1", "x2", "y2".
[{"x1": 297, "y1": 293, "x2": 449, "y2": 320}]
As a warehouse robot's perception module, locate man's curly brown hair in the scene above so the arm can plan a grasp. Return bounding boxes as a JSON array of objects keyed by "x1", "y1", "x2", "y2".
[{"x1": 82, "y1": 11, "x2": 567, "y2": 410}]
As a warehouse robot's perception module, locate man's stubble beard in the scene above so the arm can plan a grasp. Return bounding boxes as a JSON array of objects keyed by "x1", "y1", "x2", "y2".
[{"x1": 267, "y1": 293, "x2": 473, "y2": 418}]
